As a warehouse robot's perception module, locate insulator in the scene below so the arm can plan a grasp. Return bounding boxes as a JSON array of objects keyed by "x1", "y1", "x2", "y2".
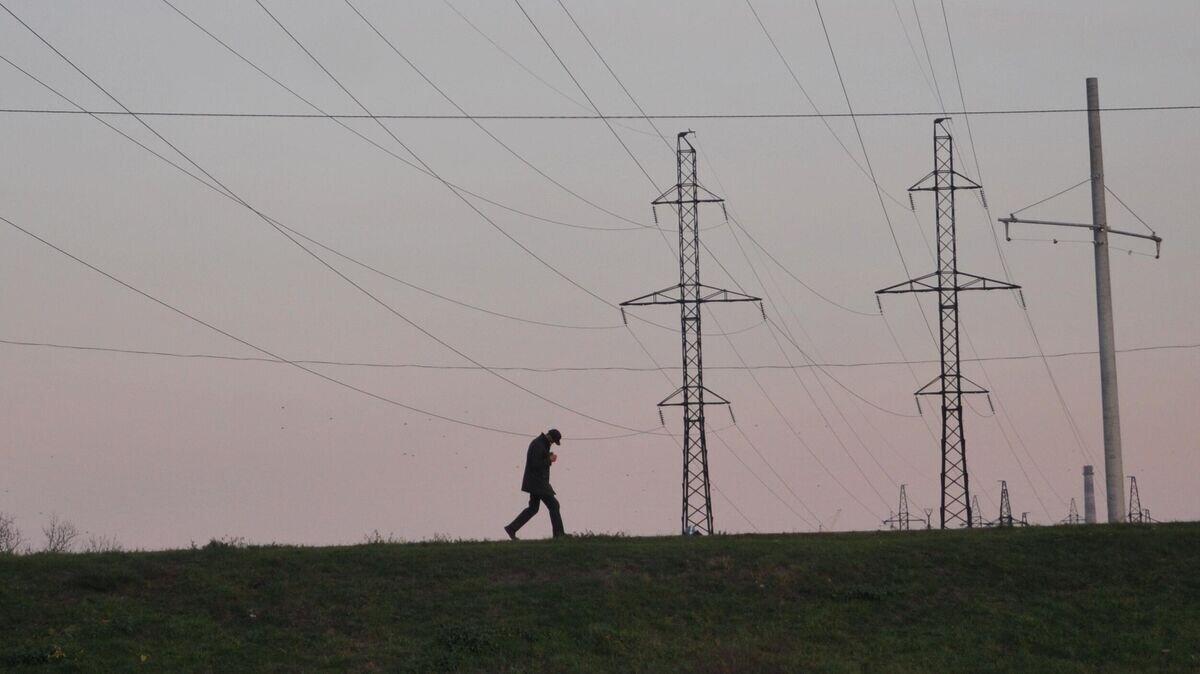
[
  {"x1": 915, "y1": 397, "x2": 922, "y2": 415},
  {"x1": 1017, "y1": 289, "x2": 1027, "y2": 309},
  {"x1": 658, "y1": 409, "x2": 665, "y2": 427},
  {"x1": 652, "y1": 207, "x2": 659, "y2": 225},
  {"x1": 876, "y1": 296, "x2": 884, "y2": 315},
  {"x1": 721, "y1": 203, "x2": 729, "y2": 223},
  {"x1": 759, "y1": 303, "x2": 767, "y2": 321},
  {"x1": 987, "y1": 394, "x2": 996, "y2": 415},
  {"x1": 908, "y1": 193, "x2": 916, "y2": 212},
  {"x1": 729, "y1": 407, "x2": 737, "y2": 425},
  {"x1": 620, "y1": 307, "x2": 628, "y2": 325},
  {"x1": 980, "y1": 189, "x2": 989, "y2": 209}
]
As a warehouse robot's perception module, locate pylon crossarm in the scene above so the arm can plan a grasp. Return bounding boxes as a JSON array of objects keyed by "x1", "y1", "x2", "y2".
[
  {"x1": 954, "y1": 272, "x2": 1021, "y2": 292},
  {"x1": 913, "y1": 375, "x2": 989, "y2": 397},
  {"x1": 908, "y1": 170, "x2": 982, "y2": 192},
  {"x1": 658, "y1": 386, "x2": 731, "y2": 407},
  {"x1": 620, "y1": 284, "x2": 684, "y2": 306},
  {"x1": 877, "y1": 271, "x2": 1019, "y2": 294},
  {"x1": 695, "y1": 285, "x2": 762, "y2": 303},
  {"x1": 621, "y1": 284, "x2": 762, "y2": 306},
  {"x1": 651, "y1": 183, "x2": 725, "y2": 206},
  {"x1": 876, "y1": 272, "x2": 939, "y2": 294}
]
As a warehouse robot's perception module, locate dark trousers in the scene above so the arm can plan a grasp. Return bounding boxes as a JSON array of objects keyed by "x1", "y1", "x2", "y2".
[{"x1": 508, "y1": 493, "x2": 565, "y2": 537}]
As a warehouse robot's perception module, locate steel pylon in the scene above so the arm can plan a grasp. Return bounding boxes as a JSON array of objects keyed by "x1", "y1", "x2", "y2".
[
  {"x1": 1126, "y1": 476, "x2": 1156, "y2": 523},
  {"x1": 877, "y1": 118, "x2": 1020, "y2": 529},
  {"x1": 883, "y1": 484, "x2": 922, "y2": 531},
  {"x1": 621, "y1": 132, "x2": 762, "y2": 536},
  {"x1": 1061, "y1": 498, "x2": 1083, "y2": 525}
]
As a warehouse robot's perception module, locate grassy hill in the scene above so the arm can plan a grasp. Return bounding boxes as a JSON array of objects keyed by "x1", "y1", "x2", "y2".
[{"x1": 1, "y1": 523, "x2": 1197, "y2": 673}]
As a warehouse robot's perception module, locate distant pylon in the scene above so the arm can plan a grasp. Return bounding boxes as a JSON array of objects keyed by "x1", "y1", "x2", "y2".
[
  {"x1": 991, "y1": 480, "x2": 1027, "y2": 527},
  {"x1": 1126, "y1": 476, "x2": 1157, "y2": 523},
  {"x1": 970, "y1": 495, "x2": 984, "y2": 528},
  {"x1": 621, "y1": 131, "x2": 762, "y2": 536},
  {"x1": 883, "y1": 484, "x2": 922, "y2": 531},
  {"x1": 878, "y1": 119, "x2": 1020, "y2": 529},
  {"x1": 1061, "y1": 498, "x2": 1083, "y2": 525}
]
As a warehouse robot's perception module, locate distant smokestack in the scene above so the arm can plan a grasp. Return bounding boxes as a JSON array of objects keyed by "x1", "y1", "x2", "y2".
[{"x1": 1083, "y1": 465, "x2": 1097, "y2": 523}]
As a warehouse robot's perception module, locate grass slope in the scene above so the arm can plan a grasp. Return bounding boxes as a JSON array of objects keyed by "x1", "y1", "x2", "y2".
[{"x1": 1, "y1": 523, "x2": 1198, "y2": 673}]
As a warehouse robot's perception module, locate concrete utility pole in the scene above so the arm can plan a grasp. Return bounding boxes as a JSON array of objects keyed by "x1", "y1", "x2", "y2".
[
  {"x1": 1085, "y1": 77, "x2": 1126, "y2": 524},
  {"x1": 999, "y1": 78, "x2": 1162, "y2": 523}
]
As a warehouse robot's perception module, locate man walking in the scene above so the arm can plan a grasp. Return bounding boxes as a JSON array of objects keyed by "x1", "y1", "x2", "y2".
[{"x1": 504, "y1": 429, "x2": 566, "y2": 539}]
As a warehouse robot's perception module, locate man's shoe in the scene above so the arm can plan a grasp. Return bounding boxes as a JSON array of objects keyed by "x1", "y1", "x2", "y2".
[{"x1": 503, "y1": 525, "x2": 518, "y2": 541}]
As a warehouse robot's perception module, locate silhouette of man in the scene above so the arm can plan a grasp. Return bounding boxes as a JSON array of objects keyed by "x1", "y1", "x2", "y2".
[{"x1": 504, "y1": 429, "x2": 565, "y2": 539}]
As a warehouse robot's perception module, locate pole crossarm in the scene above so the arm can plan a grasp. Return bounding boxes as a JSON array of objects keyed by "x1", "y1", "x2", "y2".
[
  {"x1": 876, "y1": 271, "x2": 1020, "y2": 295},
  {"x1": 999, "y1": 215, "x2": 1163, "y2": 258},
  {"x1": 621, "y1": 283, "x2": 763, "y2": 307}
]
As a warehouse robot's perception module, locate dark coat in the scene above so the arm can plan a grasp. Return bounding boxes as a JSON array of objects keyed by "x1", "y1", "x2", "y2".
[{"x1": 521, "y1": 433, "x2": 555, "y2": 496}]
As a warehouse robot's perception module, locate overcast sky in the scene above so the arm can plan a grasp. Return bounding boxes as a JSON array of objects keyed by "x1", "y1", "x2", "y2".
[{"x1": 1, "y1": 0, "x2": 1197, "y2": 548}]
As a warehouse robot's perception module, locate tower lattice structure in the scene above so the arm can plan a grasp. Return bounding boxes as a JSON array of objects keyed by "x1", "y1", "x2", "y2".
[
  {"x1": 878, "y1": 119, "x2": 1020, "y2": 529},
  {"x1": 1061, "y1": 498, "x2": 1083, "y2": 525},
  {"x1": 884, "y1": 484, "x2": 922, "y2": 531},
  {"x1": 995, "y1": 480, "x2": 1014, "y2": 527},
  {"x1": 1126, "y1": 476, "x2": 1156, "y2": 523},
  {"x1": 622, "y1": 132, "x2": 762, "y2": 535}
]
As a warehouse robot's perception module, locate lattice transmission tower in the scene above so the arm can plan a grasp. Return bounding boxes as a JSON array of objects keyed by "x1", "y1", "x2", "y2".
[
  {"x1": 622, "y1": 131, "x2": 762, "y2": 536},
  {"x1": 883, "y1": 484, "x2": 923, "y2": 531},
  {"x1": 970, "y1": 495, "x2": 984, "y2": 528},
  {"x1": 1126, "y1": 476, "x2": 1156, "y2": 523},
  {"x1": 878, "y1": 118, "x2": 1020, "y2": 529},
  {"x1": 1061, "y1": 498, "x2": 1083, "y2": 525},
  {"x1": 990, "y1": 480, "x2": 1027, "y2": 527}
]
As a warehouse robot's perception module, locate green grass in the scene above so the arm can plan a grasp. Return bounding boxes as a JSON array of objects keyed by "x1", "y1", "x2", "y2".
[{"x1": 1, "y1": 523, "x2": 1198, "y2": 673}]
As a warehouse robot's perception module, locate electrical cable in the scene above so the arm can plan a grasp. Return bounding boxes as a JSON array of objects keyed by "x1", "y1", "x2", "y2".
[
  {"x1": 0, "y1": 51, "x2": 755, "y2": 340},
  {"x1": 2, "y1": 1, "x2": 662, "y2": 437},
  {"x1": 345, "y1": 0, "x2": 651, "y2": 230},
  {"x1": 157, "y1": 0, "x2": 652, "y2": 234},
  {"x1": 6, "y1": 337, "x2": 1191, "y2": 373},
  {"x1": 0, "y1": 213, "x2": 653, "y2": 441},
  {"x1": 439, "y1": 0, "x2": 661, "y2": 140},
  {"x1": 744, "y1": 0, "x2": 911, "y2": 212},
  {"x1": 1, "y1": 104, "x2": 1195, "y2": 120}
]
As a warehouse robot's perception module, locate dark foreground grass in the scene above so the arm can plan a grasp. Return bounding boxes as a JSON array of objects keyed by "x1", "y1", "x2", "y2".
[{"x1": 1, "y1": 523, "x2": 1198, "y2": 673}]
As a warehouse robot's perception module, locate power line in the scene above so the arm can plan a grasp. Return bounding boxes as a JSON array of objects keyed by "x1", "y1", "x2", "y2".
[
  {"x1": 0, "y1": 104, "x2": 1194, "y2": 120},
  {"x1": 439, "y1": 0, "x2": 659, "y2": 140},
  {"x1": 0, "y1": 214, "x2": 650, "y2": 442},
  {"x1": 155, "y1": 0, "x2": 653, "y2": 234},
  {"x1": 0, "y1": 51, "x2": 751, "y2": 342},
  {"x1": 344, "y1": 0, "x2": 649, "y2": 230},
  {"x1": 1, "y1": 0, "x2": 660, "y2": 437},
  {"x1": 5, "y1": 337, "x2": 1193, "y2": 372}
]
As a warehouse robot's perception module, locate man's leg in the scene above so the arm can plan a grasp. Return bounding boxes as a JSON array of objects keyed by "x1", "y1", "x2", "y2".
[
  {"x1": 506, "y1": 494, "x2": 540, "y2": 537},
  {"x1": 542, "y1": 494, "x2": 565, "y2": 538}
]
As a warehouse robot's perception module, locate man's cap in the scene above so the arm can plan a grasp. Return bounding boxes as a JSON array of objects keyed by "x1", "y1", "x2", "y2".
[{"x1": 547, "y1": 429, "x2": 562, "y2": 445}]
